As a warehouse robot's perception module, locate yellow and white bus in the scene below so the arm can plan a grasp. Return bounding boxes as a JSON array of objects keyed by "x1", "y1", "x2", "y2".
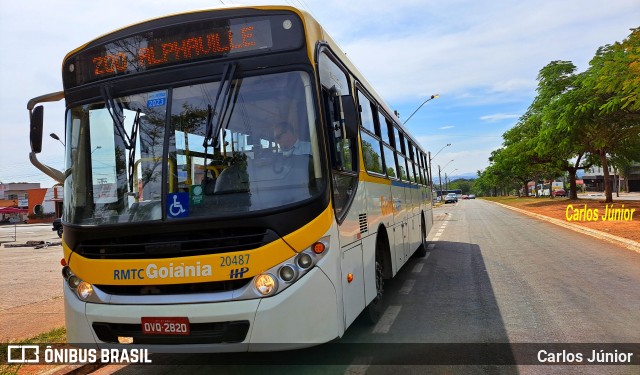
[{"x1": 28, "y1": 4, "x2": 433, "y2": 351}]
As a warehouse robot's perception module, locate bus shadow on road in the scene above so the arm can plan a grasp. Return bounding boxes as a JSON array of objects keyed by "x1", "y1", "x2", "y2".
[
  {"x1": 105, "y1": 241, "x2": 518, "y2": 373},
  {"x1": 342, "y1": 240, "x2": 517, "y2": 368}
]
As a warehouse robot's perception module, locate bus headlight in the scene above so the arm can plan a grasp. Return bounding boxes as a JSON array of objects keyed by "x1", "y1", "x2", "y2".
[
  {"x1": 296, "y1": 253, "x2": 313, "y2": 269},
  {"x1": 278, "y1": 265, "x2": 297, "y2": 282},
  {"x1": 68, "y1": 275, "x2": 81, "y2": 289},
  {"x1": 246, "y1": 236, "x2": 331, "y2": 299},
  {"x1": 254, "y1": 274, "x2": 277, "y2": 296},
  {"x1": 76, "y1": 281, "x2": 94, "y2": 300},
  {"x1": 62, "y1": 266, "x2": 95, "y2": 301}
]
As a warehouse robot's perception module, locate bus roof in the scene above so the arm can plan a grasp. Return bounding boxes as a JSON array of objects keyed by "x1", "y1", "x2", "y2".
[{"x1": 62, "y1": 4, "x2": 428, "y2": 155}]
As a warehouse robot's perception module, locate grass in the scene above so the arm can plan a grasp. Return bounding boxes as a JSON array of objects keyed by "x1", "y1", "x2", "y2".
[
  {"x1": 0, "y1": 327, "x2": 66, "y2": 375},
  {"x1": 480, "y1": 196, "x2": 571, "y2": 207}
]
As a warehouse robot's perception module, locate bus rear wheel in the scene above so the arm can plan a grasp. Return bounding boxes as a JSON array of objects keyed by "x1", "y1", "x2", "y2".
[
  {"x1": 364, "y1": 247, "x2": 384, "y2": 324},
  {"x1": 416, "y1": 215, "x2": 428, "y2": 257}
]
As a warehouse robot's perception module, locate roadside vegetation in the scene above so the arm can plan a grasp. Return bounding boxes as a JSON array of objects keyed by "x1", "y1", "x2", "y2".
[
  {"x1": 475, "y1": 28, "x2": 640, "y2": 202},
  {"x1": 0, "y1": 327, "x2": 66, "y2": 375}
]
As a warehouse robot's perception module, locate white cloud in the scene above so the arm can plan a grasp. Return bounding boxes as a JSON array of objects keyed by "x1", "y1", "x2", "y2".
[{"x1": 480, "y1": 114, "x2": 521, "y2": 123}]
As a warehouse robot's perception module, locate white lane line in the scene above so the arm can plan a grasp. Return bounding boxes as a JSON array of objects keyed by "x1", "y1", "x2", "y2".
[
  {"x1": 344, "y1": 357, "x2": 373, "y2": 375},
  {"x1": 412, "y1": 263, "x2": 424, "y2": 273},
  {"x1": 372, "y1": 305, "x2": 402, "y2": 334},
  {"x1": 399, "y1": 279, "x2": 416, "y2": 295}
]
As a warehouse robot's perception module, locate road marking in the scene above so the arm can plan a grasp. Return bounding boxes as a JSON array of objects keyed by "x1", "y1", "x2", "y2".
[
  {"x1": 427, "y1": 244, "x2": 435, "y2": 250},
  {"x1": 344, "y1": 357, "x2": 372, "y2": 375},
  {"x1": 399, "y1": 279, "x2": 416, "y2": 295},
  {"x1": 437, "y1": 229, "x2": 444, "y2": 233},
  {"x1": 372, "y1": 305, "x2": 401, "y2": 334},
  {"x1": 412, "y1": 263, "x2": 424, "y2": 273}
]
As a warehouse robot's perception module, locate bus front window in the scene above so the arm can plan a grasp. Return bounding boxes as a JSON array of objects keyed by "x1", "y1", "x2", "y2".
[
  {"x1": 169, "y1": 70, "x2": 323, "y2": 218},
  {"x1": 64, "y1": 71, "x2": 322, "y2": 224},
  {"x1": 65, "y1": 91, "x2": 167, "y2": 224}
]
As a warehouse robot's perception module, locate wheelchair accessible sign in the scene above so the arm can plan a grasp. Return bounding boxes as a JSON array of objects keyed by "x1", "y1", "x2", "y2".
[{"x1": 167, "y1": 193, "x2": 189, "y2": 218}]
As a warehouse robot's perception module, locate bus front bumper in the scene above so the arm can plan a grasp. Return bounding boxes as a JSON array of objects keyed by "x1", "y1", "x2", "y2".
[{"x1": 64, "y1": 268, "x2": 341, "y2": 353}]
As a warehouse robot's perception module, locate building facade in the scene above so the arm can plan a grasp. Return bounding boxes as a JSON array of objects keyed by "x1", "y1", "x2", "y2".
[{"x1": 582, "y1": 162, "x2": 640, "y2": 192}]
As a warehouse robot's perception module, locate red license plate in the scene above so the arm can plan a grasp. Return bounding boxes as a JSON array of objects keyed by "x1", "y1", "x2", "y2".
[{"x1": 141, "y1": 317, "x2": 190, "y2": 335}]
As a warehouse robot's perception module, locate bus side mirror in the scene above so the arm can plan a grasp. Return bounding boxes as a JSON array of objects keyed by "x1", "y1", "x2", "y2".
[{"x1": 30, "y1": 105, "x2": 44, "y2": 153}]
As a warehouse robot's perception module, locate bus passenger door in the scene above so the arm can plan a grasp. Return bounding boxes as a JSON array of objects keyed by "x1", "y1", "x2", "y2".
[{"x1": 318, "y1": 49, "x2": 365, "y2": 328}]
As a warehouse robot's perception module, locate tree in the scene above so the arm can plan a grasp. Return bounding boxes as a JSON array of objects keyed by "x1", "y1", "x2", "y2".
[
  {"x1": 536, "y1": 61, "x2": 594, "y2": 199},
  {"x1": 570, "y1": 29, "x2": 640, "y2": 202},
  {"x1": 594, "y1": 28, "x2": 640, "y2": 113},
  {"x1": 481, "y1": 29, "x2": 640, "y2": 202}
]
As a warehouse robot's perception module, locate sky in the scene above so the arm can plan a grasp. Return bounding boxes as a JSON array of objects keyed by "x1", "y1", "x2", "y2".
[{"x1": 1, "y1": 0, "x2": 638, "y2": 187}]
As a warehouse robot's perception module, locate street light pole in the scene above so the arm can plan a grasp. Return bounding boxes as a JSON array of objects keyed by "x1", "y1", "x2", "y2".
[
  {"x1": 50, "y1": 133, "x2": 65, "y2": 147},
  {"x1": 403, "y1": 94, "x2": 439, "y2": 125},
  {"x1": 429, "y1": 143, "x2": 451, "y2": 190},
  {"x1": 438, "y1": 159, "x2": 453, "y2": 200},
  {"x1": 447, "y1": 168, "x2": 458, "y2": 192},
  {"x1": 438, "y1": 164, "x2": 443, "y2": 201},
  {"x1": 445, "y1": 173, "x2": 448, "y2": 192}
]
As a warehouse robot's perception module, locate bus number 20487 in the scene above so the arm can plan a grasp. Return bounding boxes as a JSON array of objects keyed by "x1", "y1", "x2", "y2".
[{"x1": 220, "y1": 254, "x2": 250, "y2": 267}]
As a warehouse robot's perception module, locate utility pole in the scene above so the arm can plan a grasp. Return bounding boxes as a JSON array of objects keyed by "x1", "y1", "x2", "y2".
[{"x1": 438, "y1": 165, "x2": 443, "y2": 202}]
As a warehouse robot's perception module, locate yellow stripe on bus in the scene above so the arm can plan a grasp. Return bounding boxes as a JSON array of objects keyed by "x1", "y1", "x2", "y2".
[
  {"x1": 63, "y1": 204, "x2": 334, "y2": 286},
  {"x1": 360, "y1": 171, "x2": 392, "y2": 186}
]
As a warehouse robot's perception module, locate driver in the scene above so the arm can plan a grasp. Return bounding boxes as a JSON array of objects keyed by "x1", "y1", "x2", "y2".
[{"x1": 273, "y1": 121, "x2": 311, "y2": 156}]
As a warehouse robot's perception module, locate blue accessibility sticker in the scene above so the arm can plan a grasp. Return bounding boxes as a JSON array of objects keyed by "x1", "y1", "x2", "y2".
[{"x1": 167, "y1": 192, "x2": 189, "y2": 218}]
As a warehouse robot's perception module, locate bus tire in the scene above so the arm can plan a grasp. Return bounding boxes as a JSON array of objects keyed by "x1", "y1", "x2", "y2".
[
  {"x1": 415, "y1": 214, "x2": 428, "y2": 257},
  {"x1": 364, "y1": 240, "x2": 385, "y2": 324}
]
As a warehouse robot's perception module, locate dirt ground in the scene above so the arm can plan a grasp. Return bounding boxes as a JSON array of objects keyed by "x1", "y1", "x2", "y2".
[{"x1": 483, "y1": 196, "x2": 640, "y2": 243}]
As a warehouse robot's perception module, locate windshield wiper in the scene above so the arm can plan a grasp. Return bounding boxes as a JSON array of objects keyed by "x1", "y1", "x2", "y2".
[
  {"x1": 100, "y1": 86, "x2": 130, "y2": 148},
  {"x1": 203, "y1": 63, "x2": 237, "y2": 150},
  {"x1": 127, "y1": 109, "x2": 141, "y2": 192},
  {"x1": 100, "y1": 85, "x2": 141, "y2": 192}
]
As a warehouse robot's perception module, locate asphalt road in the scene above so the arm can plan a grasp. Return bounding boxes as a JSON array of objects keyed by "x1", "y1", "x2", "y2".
[{"x1": 90, "y1": 199, "x2": 639, "y2": 375}]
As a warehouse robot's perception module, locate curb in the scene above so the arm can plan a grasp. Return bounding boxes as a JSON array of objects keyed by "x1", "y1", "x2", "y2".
[
  {"x1": 44, "y1": 363, "x2": 105, "y2": 375},
  {"x1": 489, "y1": 201, "x2": 640, "y2": 254},
  {"x1": 3, "y1": 241, "x2": 62, "y2": 248}
]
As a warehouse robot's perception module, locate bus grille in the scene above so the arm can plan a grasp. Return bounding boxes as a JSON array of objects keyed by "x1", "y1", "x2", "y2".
[
  {"x1": 95, "y1": 279, "x2": 251, "y2": 296},
  {"x1": 76, "y1": 228, "x2": 278, "y2": 259},
  {"x1": 92, "y1": 320, "x2": 250, "y2": 345}
]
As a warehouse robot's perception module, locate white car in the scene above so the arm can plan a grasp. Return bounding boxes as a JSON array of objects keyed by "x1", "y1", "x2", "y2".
[{"x1": 444, "y1": 193, "x2": 458, "y2": 203}]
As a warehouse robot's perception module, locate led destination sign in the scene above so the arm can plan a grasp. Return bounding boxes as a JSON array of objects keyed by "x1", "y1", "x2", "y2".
[
  {"x1": 91, "y1": 22, "x2": 268, "y2": 77},
  {"x1": 65, "y1": 14, "x2": 303, "y2": 87}
]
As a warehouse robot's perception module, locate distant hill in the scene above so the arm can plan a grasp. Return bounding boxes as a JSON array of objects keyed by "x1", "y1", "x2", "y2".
[{"x1": 448, "y1": 172, "x2": 477, "y2": 180}]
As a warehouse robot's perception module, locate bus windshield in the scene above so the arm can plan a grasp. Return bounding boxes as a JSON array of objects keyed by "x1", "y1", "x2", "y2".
[{"x1": 64, "y1": 70, "x2": 323, "y2": 224}]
